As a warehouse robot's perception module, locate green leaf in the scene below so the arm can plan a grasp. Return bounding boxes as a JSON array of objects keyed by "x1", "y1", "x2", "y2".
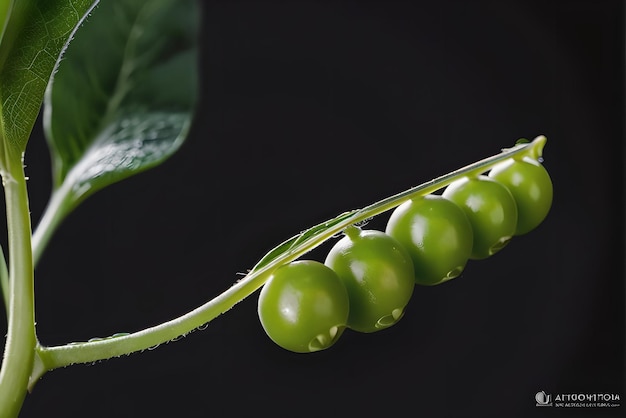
[
  {"x1": 43, "y1": 0, "x2": 199, "y2": 205},
  {"x1": 0, "y1": 0, "x2": 99, "y2": 169},
  {"x1": 0, "y1": 1, "x2": 14, "y2": 46},
  {"x1": 250, "y1": 211, "x2": 357, "y2": 274}
]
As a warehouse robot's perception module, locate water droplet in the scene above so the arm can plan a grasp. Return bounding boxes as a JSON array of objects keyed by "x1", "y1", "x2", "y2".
[
  {"x1": 442, "y1": 266, "x2": 464, "y2": 282},
  {"x1": 308, "y1": 335, "x2": 326, "y2": 352},
  {"x1": 329, "y1": 325, "x2": 339, "y2": 339},
  {"x1": 489, "y1": 236, "x2": 512, "y2": 255},
  {"x1": 307, "y1": 326, "x2": 343, "y2": 352},
  {"x1": 375, "y1": 308, "x2": 405, "y2": 328}
]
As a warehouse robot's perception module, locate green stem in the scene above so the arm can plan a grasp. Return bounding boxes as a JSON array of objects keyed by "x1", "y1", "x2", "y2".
[
  {"x1": 34, "y1": 136, "x2": 547, "y2": 376},
  {"x1": 0, "y1": 245, "x2": 9, "y2": 318},
  {"x1": 0, "y1": 158, "x2": 36, "y2": 418},
  {"x1": 31, "y1": 181, "x2": 74, "y2": 266}
]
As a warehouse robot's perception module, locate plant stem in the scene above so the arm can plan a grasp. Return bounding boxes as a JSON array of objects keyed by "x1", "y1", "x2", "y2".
[
  {"x1": 34, "y1": 136, "x2": 547, "y2": 375},
  {"x1": 31, "y1": 180, "x2": 74, "y2": 266},
  {"x1": 0, "y1": 246, "x2": 9, "y2": 318},
  {"x1": 0, "y1": 157, "x2": 36, "y2": 418}
]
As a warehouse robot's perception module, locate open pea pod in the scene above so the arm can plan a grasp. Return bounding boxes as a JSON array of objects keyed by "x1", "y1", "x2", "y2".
[{"x1": 33, "y1": 0, "x2": 200, "y2": 263}]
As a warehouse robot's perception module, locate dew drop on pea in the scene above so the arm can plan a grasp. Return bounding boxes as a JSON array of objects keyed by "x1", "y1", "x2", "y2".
[{"x1": 375, "y1": 308, "x2": 405, "y2": 329}]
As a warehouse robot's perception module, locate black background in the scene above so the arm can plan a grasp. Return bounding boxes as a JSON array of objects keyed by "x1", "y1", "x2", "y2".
[{"x1": 6, "y1": 0, "x2": 624, "y2": 417}]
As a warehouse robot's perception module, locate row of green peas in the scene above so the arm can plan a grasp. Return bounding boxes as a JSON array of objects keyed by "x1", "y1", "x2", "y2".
[{"x1": 257, "y1": 151, "x2": 553, "y2": 353}]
